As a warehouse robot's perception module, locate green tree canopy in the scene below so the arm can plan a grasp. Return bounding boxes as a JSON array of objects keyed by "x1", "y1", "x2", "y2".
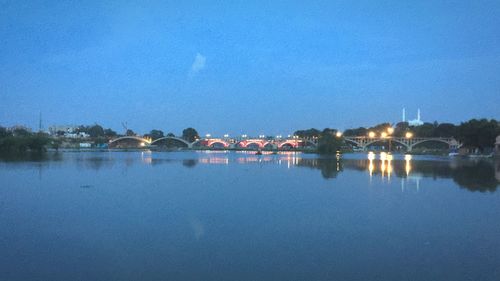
[
  {"x1": 294, "y1": 128, "x2": 321, "y2": 139},
  {"x1": 0, "y1": 126, "x2": 9, "y2": 138},
  {"x1": 344, "y1": 127, "x2": 368, "y2": 136},
  {"x1": 317, "y1": 128, "x2": 344, "y2": 154},
  {"x1": 104, "y1": 128, "x2": 117, "y2": 138},
  {"x1": 456, "y1": 119, "x2": 499, "y2": 151},
  {"x1": 88, "y1": 125, "x2": 105, "y2": 138},
  {"x1": 147, "y1": 129, "x2": 164, "y2": 140},
  {"x1": 182, "y1": 128, "x2": 199, "y2": 142}
]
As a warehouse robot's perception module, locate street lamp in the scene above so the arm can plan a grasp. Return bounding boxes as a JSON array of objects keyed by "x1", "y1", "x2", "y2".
[
  {"x1": 368, "y1": 131, "x2": 376, "y2": 138},
  {"x1": 224, "y1": 134, "x2": 229, "y2": 138},
  {"x1": 205, "y1": 133, "x2": 211, "y2": 138},
  {"x1": 336, "y1": 131, "x2": 343, "y2": 138},
  {"x1": 405, "y1": 132, "x2": 413, "y2": 139},
  {"x1": 381, "y1": 132, "x2": 388, "y2": 138},
  {"x1": 387, "y1": 127, "x2": 394, "y2": 135}
]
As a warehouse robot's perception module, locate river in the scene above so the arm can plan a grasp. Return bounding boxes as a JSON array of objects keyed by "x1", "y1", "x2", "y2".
[{"x1": 1, "y1": 151, "x2": 499, "y2": 281}]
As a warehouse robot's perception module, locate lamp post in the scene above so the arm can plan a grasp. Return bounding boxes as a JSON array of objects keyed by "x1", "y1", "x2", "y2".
[{"x1": 386, "y1": 127, "x2": 394, "y2": 152}]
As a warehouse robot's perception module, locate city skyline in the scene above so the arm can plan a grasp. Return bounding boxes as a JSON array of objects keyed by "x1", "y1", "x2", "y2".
[{"x1": 1, "y1": 1, "x2": 499, "y2": 135}]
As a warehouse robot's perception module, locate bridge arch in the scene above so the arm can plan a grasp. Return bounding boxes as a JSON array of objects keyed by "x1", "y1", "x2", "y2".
[
  {"x1": 207, "y1": 140, "x2": 230, "y2": 148},
  {"x1": 109, "y1": 136, "x2": 150, "y2": 147},
  {"x1": 364, "y1": 139, "x2": 410, "y2": 150},
  {"x1": 343, "y1": 138, "x2": 363, "y2": 148},
  {"x1": 279, "y1": 141, "x2": 299, "y2": 149},
  {"x1": 150, "y1": 136, "x2": 190, "y2": 147},
  {"x1": 245, "y1": 141, "x2": 264, "y2": 149},
  {"x1": 303, "y1": 139, "x2": 318, "y2": 147},
  {"x1": 409, "y1": 138, "x2": 461, "y2": 150}
]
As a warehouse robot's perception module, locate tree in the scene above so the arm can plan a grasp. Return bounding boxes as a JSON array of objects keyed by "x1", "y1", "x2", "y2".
[
  {"x1": 12, "y1": 128, "x2": 30, "y2": 137},
  {"x1": 0, "y1": 126, "x2": 9, "y2": 138},
  {"x1": 147, "y1": 129, "x2": 164, "y2": 140},
  {"x1": 393, "y1": 122, "x2": 409, "y2": 137},
  {"x1": 294, "y1": 128, "x2": 321, "y2": 139},
  {"x1": 126, "y1": 129, "x2": 136, "y2": 136},
  {"x1": 344, "y1": 127, "x2": 368, "y2": 136},
  {"x1": 182, "y1": 128, "x2": 199, "y2": 142},
  {"x1": 166, "y1": 132, "x2": 175, "y2": 137},
  {"x1": 88, "y1": 125, "x2": 105, "y2": 138},
  {"x1": 434, "y1": 123, "x2": 456, "y2": 137},
  {"x1": 411, "y1": 122, "x2": 435, "y2": 137},
  {"x1": 317, "y1": 128, "x2": 344, "y2": 154},
  {"x1": 456, "y1": 119, "x2": 499, "y2": 152},
  {"x1": 104, "y1": 128, "x2": 117, "y2": 138}
]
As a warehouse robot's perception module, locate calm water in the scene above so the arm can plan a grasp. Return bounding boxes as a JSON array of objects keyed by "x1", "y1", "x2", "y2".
[{"x1": 1, "y1": 151, "x2": 499, "y2": 281}]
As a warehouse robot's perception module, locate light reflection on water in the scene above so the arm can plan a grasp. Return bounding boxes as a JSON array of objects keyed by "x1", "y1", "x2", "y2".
[
  {"x1": 1, "y1": 151, "x2": 500, "y2": 281},
  {"x1": 140, "y1": 151, "x2": 499, "y2": 192}
]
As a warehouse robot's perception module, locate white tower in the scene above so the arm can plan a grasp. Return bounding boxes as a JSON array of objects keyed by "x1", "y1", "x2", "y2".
[
  {"x1": 417, "y1": 108, "x2": 421, "y2": 121},
  {"x1": 402, "y1": 108, "x2": 406, "y2": 122}
]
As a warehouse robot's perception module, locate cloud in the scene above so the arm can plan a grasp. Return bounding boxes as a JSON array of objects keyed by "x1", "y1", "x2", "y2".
[{"x1": 190, "y1": 53, "x2": 206, "y2": 75}]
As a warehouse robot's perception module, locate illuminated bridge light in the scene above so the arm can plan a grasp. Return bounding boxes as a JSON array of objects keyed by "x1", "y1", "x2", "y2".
[
  {"x1": 367, "y1": 151, "x2": 375, "y2": 161},
  {"x1": 380, "y1": 152, "x2": 387, "y2": 161}
]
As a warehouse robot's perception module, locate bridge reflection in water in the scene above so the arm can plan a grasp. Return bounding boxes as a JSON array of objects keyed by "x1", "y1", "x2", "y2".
[
  {"x1": 190, "y1": 152, "x2": 499, "y2": 192},
  {"x1": 60, "y1": 151, "x2": 499, "y2": 193}
]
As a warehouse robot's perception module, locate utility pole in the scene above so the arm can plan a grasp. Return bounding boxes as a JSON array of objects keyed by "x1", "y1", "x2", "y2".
[{"x1": 38, "y1": 111, "x2": 42, "y2": 132}]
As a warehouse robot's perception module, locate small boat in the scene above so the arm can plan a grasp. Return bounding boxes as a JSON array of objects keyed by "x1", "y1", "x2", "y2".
[{"x1": 255, "y1": 150, "x2": 263, "y2": 155}]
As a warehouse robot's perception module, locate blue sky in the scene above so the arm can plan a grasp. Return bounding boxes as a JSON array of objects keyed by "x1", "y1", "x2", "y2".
[{"x1": 1, "y1": 0, "x2": 499, "y2": 136}]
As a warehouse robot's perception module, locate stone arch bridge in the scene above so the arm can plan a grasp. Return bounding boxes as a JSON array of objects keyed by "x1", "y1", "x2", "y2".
[
  {"x1": 343, "y1": 136, "x2": 462, "y2": 152},
  {"x1": 108, "y1": 135, "x2": 461, "y2": 151},
  {"x1": 108, "y1": 136, "x2": 315, "y2": 149}
]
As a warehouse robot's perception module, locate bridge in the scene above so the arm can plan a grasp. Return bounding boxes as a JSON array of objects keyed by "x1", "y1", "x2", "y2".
[
  {"x1": 108, "y1": 136, "x2": 314, "y2": 149},
  {"x1": 343, "y1": 136, "x2": 462, "y2": 152},
  {"x1": 108, "y1": 135, "x2": 462, "y2": 151}
]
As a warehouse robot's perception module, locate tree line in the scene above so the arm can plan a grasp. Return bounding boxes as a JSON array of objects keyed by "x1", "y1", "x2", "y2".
[
  {"x1": 295, "y1": 118, "x2": 500, "y2": 153},
  {"x1": 0, "y1": 127, "x2": 50, "y2": 153},
  {"x1": 57, "y1": 124, "x2": 201, "y2": 143}
]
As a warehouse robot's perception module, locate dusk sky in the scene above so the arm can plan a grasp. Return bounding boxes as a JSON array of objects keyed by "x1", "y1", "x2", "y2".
[{"x1": 1, "y1": 0, "x2": 499, "y2": 136}]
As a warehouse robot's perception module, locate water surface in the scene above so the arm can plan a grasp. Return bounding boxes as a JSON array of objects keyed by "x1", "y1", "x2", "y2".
[{"x1": 1, "y1": 151, "x2": 499, "y2": 281}]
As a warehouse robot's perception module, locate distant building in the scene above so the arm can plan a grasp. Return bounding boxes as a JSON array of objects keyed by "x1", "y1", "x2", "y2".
[
  {"x1": 48, "y1": 125, "x2": 90, "y2": 138},
  {"x1": 49, "y1": 125, "x2": 77, "y2": 135},
  {"x1": 407, "y1": 109, "x2": 424, "y2": 126},
  {"x1": 79, "y1": 143, "x2": 92, "y2": 148}
]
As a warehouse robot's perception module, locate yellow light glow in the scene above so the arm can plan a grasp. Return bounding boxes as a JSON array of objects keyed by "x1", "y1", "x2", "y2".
[
  {"x1": 387, "y1": 127, "x2": 394, "y2": 134},
  {"x1": 140, "y1": 142, "x2": 145, "y2": 147},
  {"x1": 368, "y1": 131, "x2": 376, "y2": 138},
  {"x1": 404, "y1": 154, "x2": 412, "y2": 161},
  {"x1": 387, "y1": 154, "x2": 393, "y2": 161},
  {"x1": 405, "y1": 132, "x2": 413, "y2": 139},
  {"x1": 369, "y1": 161, "x2": 374, "y2": 177},
  {"x1": 380, "y1": 152, "x2": 387, "y2": 161},
  {"x1": 336, "y1": 131, "x2": 342, "y2": 137},
  {"x1": 367, "y1": 151, "x2": 375, "y2": 161},
  {"x1": 381, "y1": 132, "x2": 388, "y2": 138}
]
